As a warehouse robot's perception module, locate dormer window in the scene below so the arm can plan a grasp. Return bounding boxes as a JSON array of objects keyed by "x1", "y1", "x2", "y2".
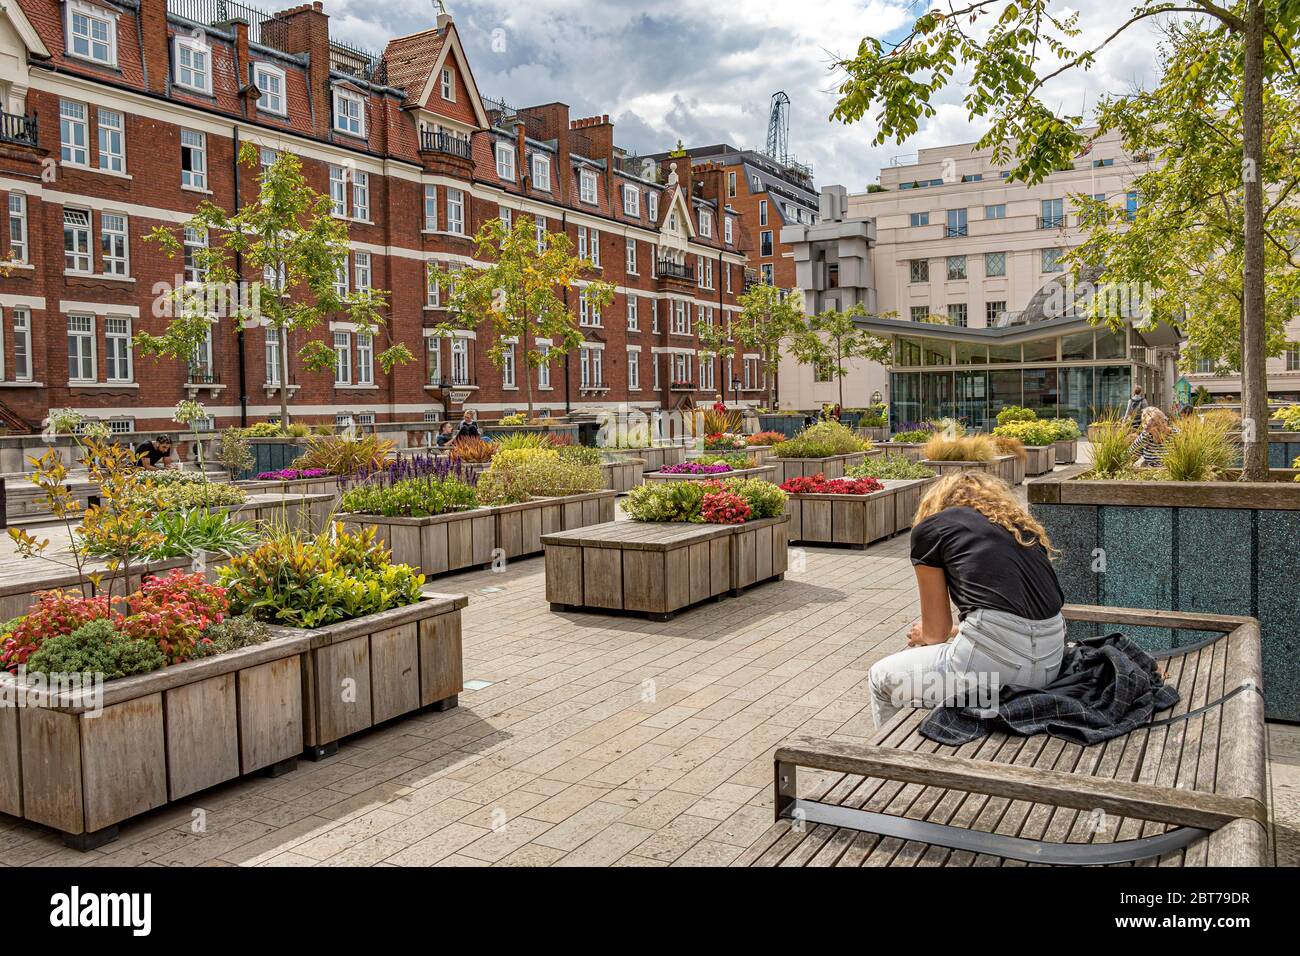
[
  {"x1": 622, "y1": 184, "x2": 640, "y2": 216},
  {"x1": 174, "y1": 35, "x2": 211, "y2": 95},
  {"x1": 579, "y1": 169, "x2": 597, "y2": 204},
  {"x1": 441, "y1": 68, "x2": 455, "y2": 101},
  {"x1": 699, "y1": 209, "x2": 713, "y2": 238},
  {"x1": 66, "y1": 1, "x2": 116, "y2": 67},
  {"x1": 254, "y1": 63, "x2": 286, "y2": 116},
  {"x1": 532, "y1": 154, "x2": 551, "y2": 191},
  {"x1": 495, "y1": 142, "x2": 516, "y2": 181},
  {"x1": 647, "y1": 192, "x2": 658, "y2": 222},
  {"x1": 333, "y1": 88, "x2": 366, "y2": 138}
]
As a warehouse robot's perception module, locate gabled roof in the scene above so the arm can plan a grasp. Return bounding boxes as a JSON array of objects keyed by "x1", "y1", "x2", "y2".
[
  {"x1": 3, "y1": 0, "x2": 51, "y2": 59},
  {"x1": 384, "y1": 20, "x2": 489, "y2": 129}
]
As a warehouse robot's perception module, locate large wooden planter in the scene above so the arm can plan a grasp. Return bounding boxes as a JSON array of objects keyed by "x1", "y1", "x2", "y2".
[
  {"x1": 1028, "y1": 465, "x2": 1300, "y2": 720},
  {"x1": 856, "y1": 426, "x2": 890, "y2": 443},
  {"x1": 643, "y1": 464, "x2": 776, "y2": 483},
  {"x1": 601, "y1": 458, "x2": 644, "y2": 493},
  {"x1": 339, "y1": 508, "x2": 496, "y2": 577},
  {"x1": 233, "y1": 492, "x2": 335, "y2": 533},
  {"x1": 757, "y1": 415, "x2": 811, "y2": 439},
  {"x1": 875, "y1": 442, "x2": 927, "y2": 462},
  {"x1": 237, "y1": 474, "x2": 343, "y2": 497},
  {"x1": 298, "y1": 593, "x2": 467, "y2": 759},
  {"x1": 785, "y1": 478, "x2": 936, "y2": 548},
  {"x1": 605, "y1": 444, "x2": 688, "y2": 472},
  {"x1": 0, "y1": 632, "x2": 310, "y2": 849},
  {"x1": 542, "y1": 515, "x2": 790, "y2": 621},
  {"x1": 0, "y1": 555, "x2": 232, "y2": 621},
  {"x1": 1267, "y1": 431, "x2": 1300, "y2": 469},
  {"x1": 769, "y1": 450, "x2": 876, "y2": 485},
  {"x1": 493, "y1": 490, "x2": 617, "y2": 560},
  {"x1": 1022, "y1": 444, "x2": 1057, "y2": 477},
  {"x1": 1053, "y1": 439, "x2": 1079, "y2": 464}
]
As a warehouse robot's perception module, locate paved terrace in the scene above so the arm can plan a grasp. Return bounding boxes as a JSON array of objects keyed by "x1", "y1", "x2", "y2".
[{"x1": 0, "y1": 513, "x2": 1296, "y2": 867}]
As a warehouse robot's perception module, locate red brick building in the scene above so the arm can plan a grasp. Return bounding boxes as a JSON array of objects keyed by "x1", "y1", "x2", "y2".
[{"x1": 0, "y1": 0, "x2": 752, "y2": 434}]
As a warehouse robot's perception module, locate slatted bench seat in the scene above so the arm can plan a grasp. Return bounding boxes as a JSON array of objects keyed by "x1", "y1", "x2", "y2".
[{"x1": 738, "y1": 605, "x2": 1268, "y2": 867}]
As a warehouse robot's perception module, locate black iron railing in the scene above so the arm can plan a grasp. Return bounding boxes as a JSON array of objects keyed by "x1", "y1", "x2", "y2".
[
  {"x1": 420, "y1": 129, "x2": 473, "y2": 160},
  {"x1": 0, "y1": 111, "x2": 37, "y2": 148},
  {"x1": 187, "y1": 368, "x2": 220, "y2": 385},
  {"x1": 656, "y1": 259, "x2": 694, "y2": 281}
]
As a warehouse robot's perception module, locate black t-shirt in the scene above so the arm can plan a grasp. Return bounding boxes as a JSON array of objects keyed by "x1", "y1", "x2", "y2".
[
  {"x1": 910, "y1": 506, "x2": 1064, "y2": 621},
  {"x1": 135, "y1": 442, "x2": 170, "y2": 467},
  {"x1": 456, "y1": 421, "x2": 480, "y2": 439}
]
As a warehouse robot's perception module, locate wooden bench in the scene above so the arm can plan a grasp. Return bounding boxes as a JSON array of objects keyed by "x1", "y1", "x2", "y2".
[{"x1": 739, "y1": 605, "x2": 1267, "y2": 867}]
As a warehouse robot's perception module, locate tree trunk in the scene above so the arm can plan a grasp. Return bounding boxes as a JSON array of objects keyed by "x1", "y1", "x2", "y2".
[
  {"x1": 837, "y1": 336, "x2": 845, "y2": 409},
  {"x1": 1240, "y1": 0, "x2": 1269, "y2": 481},
  {"x1": 523, "y1": 344, "x2": 536, "y2": 421},
  {"x1": 278, "y1": 323, "x2": 291, "y2": 427}
]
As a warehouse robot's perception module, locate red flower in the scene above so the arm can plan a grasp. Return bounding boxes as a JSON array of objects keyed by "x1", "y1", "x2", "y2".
[
  {"x1": 779, "y1": 474, "x2": 884, "y2": 495},
  {"x1": 701, "y1": 490, "x2": 752, "y2": 524}
]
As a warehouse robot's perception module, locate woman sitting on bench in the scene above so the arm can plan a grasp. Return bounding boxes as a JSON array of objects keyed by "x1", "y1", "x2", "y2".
[{"x1": 869, "y1": 471, "x2": 1066, "y2": 728}]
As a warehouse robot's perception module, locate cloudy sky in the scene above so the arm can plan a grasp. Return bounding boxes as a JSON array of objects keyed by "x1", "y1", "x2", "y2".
[{"x1": 324, "y1": 1, "x2": 1175, "y2": 189}]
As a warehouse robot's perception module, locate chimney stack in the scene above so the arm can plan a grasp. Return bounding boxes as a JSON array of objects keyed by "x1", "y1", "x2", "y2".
[
  {"x1": 519, "y1": 103, "x2": 571, "y2": 202},
  {"x1": 264, "y1": 3, "x2": 333, "y2": 139}
]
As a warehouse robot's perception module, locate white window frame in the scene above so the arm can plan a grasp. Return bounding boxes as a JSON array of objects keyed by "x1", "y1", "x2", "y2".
[
  {"x1": 253, "y1": 62, "x2": 286, "y2": 116},
  {"x1": 173, "y1": 34, "x2": 212, "y2": 95},
  {"x1": 441, "y1": 68, "x2": 455, "y2": 101},
  {"x1": 105, "y1": 316, "x2": 133, "y2": 383},
  {"x1": 180, "y1": 129, "x2": 207, "y2": 190},
  {"x1": 97, "y1": 108, "x2": 124, "y2": 173},
  {"x1": 354, "y1": 251, "x2": 371, "y2": 292},
  {"x1": 11, "y1": 309, "x2": 31, "y2": 383},
  {"x1": 699, "y1": 209, "x2": 713, "y2": 238},
  {"x1": 101, "y1": 212, "x2": 128, "y2": 276},
  {"x1": 8, "y1": 193, "x2": 28, "y2": 264},
  {"x1": 60, "y1": 100, "x2": 88, "y2": 166},
  {"x1": 447, "y1": 189, "x2": 465, "y2": 235},
  {"x1": 334, "y1": 331, "x2": 352, "y2": 385},
  {"x1": 502, "y1": 343, "x2": 516, "y2": 389},
  {"x1": 265, "y1": 327, "x2": 281, "y2": 386},
  {"x1": 537, "y1": 343, "x2": 551, "y2": 389},
  {"x1": 67, "y1": 314, "x2": 96, "y2": 383},
  {"x1": 426, "y1": 261, "x2": 441, "y2": 308},
  {"x1": 589, "y1": 228, "x2": 600, "y2": 267},
  {"x1": 499, "y1": 206, "x2": 512, "y2": 230},
  {"x1": 532, "y1": 155, "x2": 551, "y2": 191},
  {"x1": 627, "y1": 349, "x2": 640, "y2": 390},
  {"x1": 535, "y1": 216, "x2": 547, "y2": 254},
  {"x1": 356, "y1": 332, "x2": 374, "y2": 386},
  {"x1": 627, "y1": 296, "x2": 639, "y2": 331},
  {"x1": 66, "y1": 2, "x2": 116, "y2": 67},
  {"x1": 352, "y1": 171, "x2": 370, "y2": 221},
  {"x1": 580, "y1": 345, "x2": 603, "y2": 388},
  {"x1": 329, "y1": 165, "x2": 347, "y2": 217},
  {"x1": 579, "y1": 169, "x2": 597, "y2": 204},
  {"x1": 426, "y1": 336, "x2": 442, "y2": 385},
  {"x1": 496, "y1": 142, "x2": 516, "y2": 181},
  {"x1": 63, "y1": 208, "x2": 92, "y2": 273},
  {"x1": 626, "y1": 237, "x2": 637, "y2": 275},
  {"x1": 724, "y1": 216, "x2": 733, "y2": 245},
  {"x1": 647, "y1": 192, "x2": 659, "y2": 222},
  {"x1": 183, "y1": 227, "x2": 207, "y2": 284},
  {"x1": 333, "y1": 88, "x2": 366, "y2": 138},
  {"x1": 335, "y1": 257, "x2": 350, "y2": 299},
  {"x1": 623, "y1": 183, "x2": 640, "y2": 216},
  {"x1": 451, "y1": 337, "x2": 470, "y2": 385},
  {"x1": 423, "y1": 184, "x2": 437, "y2": 231}
]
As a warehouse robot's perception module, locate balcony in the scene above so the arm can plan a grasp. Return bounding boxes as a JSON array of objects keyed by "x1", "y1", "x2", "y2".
[
  {"x1": 0, "y1": 110, "x2": 38, "y2": 149},
  {"x1": 419, "y1": 130, "x2": 473, "y2": 161},
  {"x1": 656, "y1": 259, "x2": 694, "y2": 282},
  {"x1": 669, "y1": 380, "x2": 696, "y2": 392},
  {"x1": 943, "y1": 225, "x2": 968, "y2": 238},
  {"x1": 1039, "y1": 215, "x2": 1065, "y2": 229}
]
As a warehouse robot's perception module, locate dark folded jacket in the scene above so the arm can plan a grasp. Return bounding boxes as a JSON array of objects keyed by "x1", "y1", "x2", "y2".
[{"x1": 920, "y1": 633, "x2": 1180, "y2": 746}]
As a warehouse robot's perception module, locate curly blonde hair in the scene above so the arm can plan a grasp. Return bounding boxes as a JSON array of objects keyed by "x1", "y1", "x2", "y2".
[
  {"x1": 1140, "y1": 406, "x2": 1171, "y2": 439},
  {"x1": 914, "y1": 471, "x2": 1058, "y2": 557}
]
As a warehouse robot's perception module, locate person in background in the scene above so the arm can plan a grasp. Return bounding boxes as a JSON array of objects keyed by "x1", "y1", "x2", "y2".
[
  {"x1": 1129, "y1": 406, "x2": 1177, "y2": 468},
  {"x1": 833, "y1": 403, "x2": 843, "y2": 422},
  {"x1": 134, "y1": 435, "x2": 174, "y2": 470},
  {"x1": 456, "y1": 409, "x2": 480, "y2": 440},
  {"x1": 868, "y1": 471, "x2": 1066, "y2": 729},
  {"x1": 1124, "y1": 385, "x2": 1149, "y2": 424},
  {"x1": 435, "y1": 422, "x2": 455, "y2": 448}
]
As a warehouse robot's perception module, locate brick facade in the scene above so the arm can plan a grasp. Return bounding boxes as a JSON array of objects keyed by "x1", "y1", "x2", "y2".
[{"x1": 0, "y1": 0, "x2": 752, "y2": 433}]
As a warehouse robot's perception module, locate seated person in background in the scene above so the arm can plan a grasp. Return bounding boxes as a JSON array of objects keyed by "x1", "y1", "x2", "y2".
[
  {"x1": 1129, "y1": 406, "x2": 1177, "y2": 468},
  {"x1": 134, "y1": 435, "x2": 174, "y2": 470},
  {"x1": 435, "y1": 422, "x2": 455, "y2": 448},
  {"x1": 869, "y1": 472, "x2": 1066, "y2": 729},
  {"x1": 456, "y1": 409, "x2": 480, "y2": 440}
]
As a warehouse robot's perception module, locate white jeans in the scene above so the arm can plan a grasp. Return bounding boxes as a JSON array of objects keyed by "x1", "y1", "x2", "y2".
[{"x1": 869, "y1": 608, "x2": 1066, "y2": 729}]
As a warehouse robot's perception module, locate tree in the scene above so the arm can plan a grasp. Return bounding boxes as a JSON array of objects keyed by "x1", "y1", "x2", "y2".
[
  {"x1": 433, "y1": 215, "x2": 613, "y2": 421},
  {"x1": 788, "y1": 304, "x2": 892, "y2": 408},
  {"x1": 832, "y1": 0, "x2": 1295, "y2": 479},
  {"x1": 140, "y1": 144, "x2": 411, "y2": 426},
  {"x1": 695, "y1": 312, "x2": 737, "y2": 401},
  {"x1": 733, "y1": 283, "x2": 807, "y2": 409}
]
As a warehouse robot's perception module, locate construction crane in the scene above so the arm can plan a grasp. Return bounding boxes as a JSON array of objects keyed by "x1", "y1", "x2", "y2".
[{"x1": 765, "y1": 92, "x2": 791, "y2": 166}]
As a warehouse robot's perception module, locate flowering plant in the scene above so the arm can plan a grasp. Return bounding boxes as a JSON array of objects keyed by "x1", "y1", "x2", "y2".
[
  {"x1": 255, "y1": 468, "x2": 331, "y2": 481},
  {"x1": 780, "y1": 474, "x2": 885, "y2": 495},
  {"x1": 659, "y1": 461, "x2": 732, "y2": 475},
  {"x1": 701, "y1": 490, "x2": 751, "y2": 524},
  {"x1": 746, "y1": 431, "x2": 787, "y2": 446},
  {"x1": 703, "y1": 432, "x2": 748, "y2": 451}
]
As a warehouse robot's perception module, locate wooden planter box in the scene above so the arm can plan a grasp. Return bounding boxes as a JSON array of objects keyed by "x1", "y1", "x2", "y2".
[
  {"x1": 493, "y1": 490, "x2": 618, "y2": 560},
  {"x1": 1023, "y1": 444, "x2": 1057, "y2": 476},
  {"x1": 339, "y1": 508, "x2": 496, "y2": 577},
  {"x1": 298, "y1": 594, "x2": 468, "y2": 759},
  {"x1": 237, "y1": 475, "x2": 343, "y2": 497},
  {"x1": 233, "y1": 492, "x2": 335, "y2": 533},
  {"x1": 856, "y1": 426, "x2": 890, "y2": 442},
  {"x1": 0, "y1": 632, "x2": 310, "y2": 849},
  {"x1": 784, "y1": 478, "x2": 936, "y2": 548},
  {"x1": 922, "y1": 455, "x2": 1020, "y2": 485},
  {"x1": 605, "y1": 444, "x2": 688, "y2": 472},
  {"x1": 1028, "y1": 465, "x2": 1300, "y2": 720},
  {"x1": 542, "y1": 515, "x2": 790, "y2": 621},
  {"x1": 601, "y1": 458, "x2": 644, "y2": 494},
  {"x1": 769, "y1": 450, "x2": 876, "y2": 485},
  {"x1": 875, "y1": 442, "x2": 927, "y2": 462},
  {"x1": 1053, "y1": 439, "x2": 1079, "y2": 464},
  {"x1": 757, "y1": 415, "x2": 811, "y2": 439},
  {"x1": 0, "y1": 555, "x2": 232, "y2": 622},
  {"x1": 643, "y1": 464, "x2": 776, "y2": 483}
]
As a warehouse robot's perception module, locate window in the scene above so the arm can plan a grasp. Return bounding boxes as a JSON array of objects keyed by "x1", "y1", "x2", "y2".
[
  {"x1": 759, "y1": 200, "x2": 769, "y2": 226},
  {"x1": 333, "y1": 331, "x2": 352, "y2": 385},
  {"x1": 501, "y1": 343, "x2": 516, "y2": 388},
  {"x1": 334, "y1": 258, "x2": 349, "y2": 298},
  {"x1": 671, "y1": 300, "x2": 689, "y2": 335},
  {"x1": 910, "y1": 306, "x2": 929, "y2": 322},
  {"x1": 63, "y1": 208, "x2": 92, "y2": 272},
  {"x1": 499, "y1": 206, "x2": 512, "y2": 230},
  {"x1": 627, "y1": 349, "x2": 640, "y2": 390},
  {"x1": 704, "y1": 259, "x2": 714, "y2": 289},
  {"x1": 425, "y1": 261, "x2": 440, "y2": 308},
  {"x1": 653, "y1": 352, "x2": 661, "y2": 390},
  {"x1": 425, "y1": 336, "x2": 441, "y2": 384},
  {"x1": 180, "y1": 130, "x2": 207, "y2": 190},
  {"x1": 329, "y1": 166, "x2": 347, "y2": 217},
  {"x1": 672, "y1": 352, "x2": 690, "y2": 384},
  {"x1": 623, "y1": 184, "x2": 640, "y2": 216},
  {"x1": 67, "y1": 315, "x2": 95, "y2": 382},
  {"x1": 727, "y1": 171, "x2": 736, "y2": 197},
  {"x1": 647, "y1": 192, "x2": 658, "y2": 222},
  {"x1": 909, "y1": 259, "x2": 929, "y2": 283},
  {"x1": 105, "y1": 316, "x2": 132, "y2": 382},
  {"x1": 579, "y1": 170, "x2": 597, "y2": 204},
  {"x1": 985, "y1": 204, "x2": 1005, "y2": 220},
  {"x1": 441, "y1": 68, "x2": 454, "y2": 101},
  {"x1": 97, "y1": 109, "x2": 124, "y2": 173},
  {"x1": 751, "y1": 174, "x2": 762, "y2": 192},
  {"x1": 183, "y1": 227, "x2": 207, "y2": 283},
  {"x1": 190, "y1": 325, "x2": 214, "y2": 382},
  {"x1": 535, "y1": 216, "x2": 547, "y2": 254},
  {"x1": 1195, "y1": 357, "x2": 1215, "y2": 374},
  {"x1": 985, "y1": 251, "x2": 1006, "y2": 277},
  {"x1": 580, "y1": 346, "x2": 603, "y2": 388},
  {"x1": 67, "y1": 3, "x2": 115, "y2": 65},
  {"x1": 1092, "y1": 158, "x2": 1114, "y2": 168},
  {"x1": 265, "y1": 328, "x2": 281, "y2": 385},
  {"x1": 352, "y1": 171, "x2": 370, "y2": 220},
  {"x1": 1041, "y1": 247, "x2": 1065, "y2": 272},
  {"x1": 1286, "y1": 349, "x2": 1300, "y2": 372},
  {"x1": 446, "y1": 189, "x2": 464, "y2": 234},
  {"x1": 724, "y1": 217, "x2": 733, "y2": 244},
  {"x1": 357, "y1": 333, "x2": 373, "y2": 385},
  {"x1": 626, "y1": 238, "x2": 637, "y2": 274},
  {"x1": 909, "y1": 211, "x2": 929, "y2": 227},
  {"x1": 947, "y1": 304, "x2": 968, "y2": 327},
  {"x1": 451, "y1": 337, "x2": 469, "y2": 385},
  {"x1": 11, "y1": 309, "x2": 31, "y2": 382},
  {"x1": 943, "y1": 255, "x2": 966, "y2": 281},
  {"x1": 254, "y1": 63, "x2": 286, "y2": 115},
  {"x1": 354, "y1": 252, "x2": 371, "y2": 292},
  {"x1": 60, "y1": 100, "x2": 88, "y2": 165},
  {"x1": 743, "y1": 357, "x2": 759, "y2": 390},
  {"x1": 986, "y1": 301, "x2": 1007, "y2": 326},
  {"x1": 813, "y1": 360, "x2": 833, "y2": 383},
  {"x1": 1040, "y1": 198, "x2": 1064, "y2": 229},
  {"x1": 174, "y1": 36, "x2": 211, "y2": 94},
  {"x1": 699, "y1": 209, "x2": 712, "y2": 238},
  {"x1": 423, "y1": 185, "x2": 437, "y2": 231},
  {"x1": 579, "y1": 290, "x2": 601, "y2": 326},
  {"x1": 760, "y1": 231, "x2": 773, "y2": 257},
  {"x1": 334, "y1": 89, "x2": 365, "y2": 137},
  {"x1": 101, "y1": 213, "x2": 128, "y2": 276},
  {"x1": 496, "y1": 143, "x2": 516, "y2": 181},
  {"x1": 532, "y1": 154, "x2": 550, "y2": 190},
  {"x1": 700, "y1": 354, "x2": 715, "y2": 391},
  {"x1": 945, "y1": 208, "x2": 968, "y2": 238},
  {"x1": 627, "y1": 296, "x2": 639, "y2": 331},
  {"x1": 1125, "y1": 191, "x2": 1139, "y2": 221},
  {"x1": 761, "y1": 263, "x2": 774, "y2": 284},
  {"x1": 537, "y1": 343, "x2": 551, "y2": 388},
  {"x1": 8, "y1": 193, "x2": 27, "y2": 263}
]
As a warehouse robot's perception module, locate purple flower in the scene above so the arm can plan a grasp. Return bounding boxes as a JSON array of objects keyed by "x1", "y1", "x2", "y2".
[
  {"x1": 659, "y1": 462, "x2": 732, "y2": 475},
  {"x1": 255, "y1": 468, "x2": 331, "y2": 481},
  {"x1": 340, "y1": 453, "x2": 476, "y2": 492}
]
